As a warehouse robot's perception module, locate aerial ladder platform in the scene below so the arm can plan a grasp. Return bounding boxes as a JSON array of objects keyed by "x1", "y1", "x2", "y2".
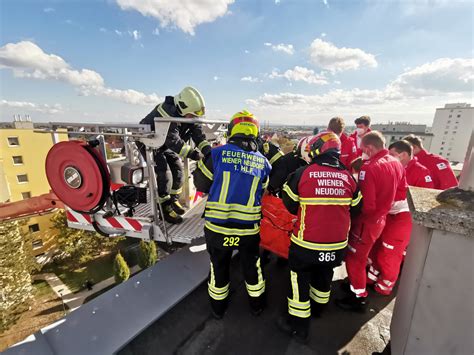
[{"x1": 36, "y1": 118, "x2": 227, "y2": 245}]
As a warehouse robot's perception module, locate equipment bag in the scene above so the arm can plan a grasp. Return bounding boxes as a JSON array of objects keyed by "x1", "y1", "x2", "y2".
[{"x1": 260, "y1": 195, "x2": 296, "y2": 259}]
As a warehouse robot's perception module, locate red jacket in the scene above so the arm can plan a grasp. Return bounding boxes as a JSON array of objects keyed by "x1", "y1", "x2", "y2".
[
  {"x1": 350, "y1": 128, "x2": 371, "y2": 157},
  {"x1": 415, "y1": 149, "x2": 458, "y2": 190},
  {"x1": 282, "y1": 156, "x2": 362, "y2": 250},
  {"x1": 340, "y1": 133, "x2": 358, "y2": 168},
  {"x1": 357, "y1": 149, "x2": 406, "y2": 222},
  {"x1": 405, "y1": 157, "x2": 434, "y2": 188}
]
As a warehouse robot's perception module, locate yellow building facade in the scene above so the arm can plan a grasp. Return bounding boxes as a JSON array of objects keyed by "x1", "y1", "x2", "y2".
[{"x1": 0, "y1": 120, "x2": 68, "y2": 259}]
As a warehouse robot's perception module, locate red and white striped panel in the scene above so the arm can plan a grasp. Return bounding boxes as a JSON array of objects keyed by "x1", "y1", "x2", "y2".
[{"x1": 66, "y1": 209, "x2": 143, "y2": 232}]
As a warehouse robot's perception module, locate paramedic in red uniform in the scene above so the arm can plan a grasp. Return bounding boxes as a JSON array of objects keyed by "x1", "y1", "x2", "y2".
[
  {"x1": 367, "y1": 140, "x2": 434, "y2": 295},
  {"x1": 350, "y1": 115, "x2": 372, "y2": 157},
  {"x1": 327, "y1": 117, "x2": 358, "y2": 170},
  {"x1": 337, "y1": 131, "x2": 405, "y2": 311},
  {"x1": 403, "y1": 134, "x2": 458, "y2": 190},
  {"x1": 278, "y1": 131, "x2": 362, "y2": 342}
]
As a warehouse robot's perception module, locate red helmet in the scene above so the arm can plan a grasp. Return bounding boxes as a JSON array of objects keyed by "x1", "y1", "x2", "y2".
[{"x1": 305, "y1": 131, "x2": 341, "y2": 159}]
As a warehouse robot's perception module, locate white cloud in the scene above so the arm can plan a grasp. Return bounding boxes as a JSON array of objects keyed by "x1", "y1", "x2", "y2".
[
  {"x1": 241, "y1": 76, "x2": 261, "y2": 83},
  {"x1": 129, "y1": 30, "x2": 141, "y2": 40},
  {"x1": 264, "y1": 42, "x2": 294, "y2": 55},
  {"x1": 43, "y1": 7, "x2": 55, "y2": 13},
  {"x1": 275, "y1": 0, "x2": 281, "y2": 4},
  {"x1": 269, "y1": 66, "x2": 328, "y2": 85},
  {"x1": 152, "y1": 27, "x2": 160, "y2": 36},
  {"x1": 247, "y1": 57, "x2": 472, "y2": 116},
  {"x1": 309, "y1": 38, "x2": 377, "y2": 73},
  {"x1": 389, "y1": 58, "x2": 473, "y2": 96},
  {"x1": 322, "y1": 0, "x2": 329, "y2": 8},
  {"x1": 115, "y1": 29, "x2": 123, "y2": 36},
  {"x1": 321, "y1": 32, "x2": 327, "y2": 37},
  {"x1": 115, "y1": 0, "x2": 234, "y2": 35},
  {"x1": 244, "y1": 49, "x2": 250, "y2": 54},
  {"x1": 0, "y1": 99, "x2": 63, "y2": 114},
  {"x1": 99, "y1": 27, "x2": 107, "y2": 33},
  {"x1": 213, "y1": 76, "x2": 219, "y2": 81},
  {"x1": 0, "y1": 41, "x2": 161, "y2": 105}
]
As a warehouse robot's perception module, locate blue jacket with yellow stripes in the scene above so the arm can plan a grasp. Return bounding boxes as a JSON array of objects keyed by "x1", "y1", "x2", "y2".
[{"x1": 194, "y1": 138, "x2": 271, "y2": 227}]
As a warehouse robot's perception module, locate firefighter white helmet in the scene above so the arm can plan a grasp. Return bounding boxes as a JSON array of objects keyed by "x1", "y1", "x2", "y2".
[
  {"x1": 296, "y1": 136, "x2": 312, "y2": 163},
  {"x1": 174, "y1": 86, "x2": 205, "y2": 117}
]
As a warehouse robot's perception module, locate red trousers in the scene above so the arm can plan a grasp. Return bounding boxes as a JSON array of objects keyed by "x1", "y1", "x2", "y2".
[
  {"x1": 345, "y1": 215, "x2": 386, "y2": 298},
  {"x1": 368, "y1": 212, "x2": 412, "y2": 295}
]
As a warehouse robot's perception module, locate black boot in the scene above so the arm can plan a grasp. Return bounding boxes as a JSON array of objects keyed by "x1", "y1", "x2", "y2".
[
  {"x1": 210, "y1": 298, "x2": 228, "y2": 320},
  {"x1": 249, "y1": 294, "x2": 266, "y2": 317},
  {"x1": 170, "y1": 198, "x2": 186, "y2": 215},
  {"x1": 335, "y1": 293, "x2": 368, "y2": 313},
  {"x1": 310, "y1": 300, "x2": 326, "y2": 318},
  {"x1": 160, "y1": 201, "x2": 183, "y2": 224},
  {"x1": 276, "y1": 316, "x2": 309, "y2": 344}
]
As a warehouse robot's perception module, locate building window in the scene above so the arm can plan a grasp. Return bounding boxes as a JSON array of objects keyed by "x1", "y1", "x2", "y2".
[
  {"x1": 21, "y1": 192, "x2": 31, "y2": 199},
  {"x1": 441, "y1": 142, "x2": 445, "y2": 145},
  {"x1": 7, "y1": 137, "x2": 20, "y2": 146},
  {"x1": 32, "y1": 239, "x2": 43, "y2": 249},
  {"x1": 17, "y1": 174, "x2": 28, "y2": 183},
  {"x1": 447, "y1": 153, "x2": 451, "y2": 157},
  {"x1": 12, "y1": 156, "x2": 23, "y2": 165},
  {"x1": 453, "y1": 131, "x2": 457, "y2": 134},
  {"x1": 444, "y1": 131, "x2": 448, "y2": 134},
  {"x1": 29, "y1": 224, "x2": 40, "y2": 233},
  {"x1": 440, "y1": 147, "x2": 444, "y2": 150},
  {"x1": 448, "y1": 115, "x2": 452, "y2": 118},
  {"x1": 457, "y1": 114, "x2": 461, "y2": 118}
]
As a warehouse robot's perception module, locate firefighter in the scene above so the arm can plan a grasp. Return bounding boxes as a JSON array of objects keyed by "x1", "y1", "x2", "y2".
[
  {"x1": 139, "y1": 86, "x2": 211, "y2": 224},
  {"x1": 193, "y1": 110, "x2": 272, "y2": 319},
  {"x1": 367, "y1": 140, "x2": 434, "y2": 295},
  {"x1": 327, "y1": 117, "x2": 358, "y2": 170},
  {"x1": 350, "y1": 115, "x2": 372, "y2": 157},
  {"x1": 278, "y1": 131, "x2": 363, "y2": 342},
  {"x1": 403, "y1": 134, "x2": 458, "y2": 190},
  {"x1": 257, "y1": 136, "x2": 284, "y2": 167},
  {"x1": 267, "y1": 136, "x2": 311, "y2": 196},
  {"x1": 337, "y1": 131, "x2": 406, "y2": 311}
]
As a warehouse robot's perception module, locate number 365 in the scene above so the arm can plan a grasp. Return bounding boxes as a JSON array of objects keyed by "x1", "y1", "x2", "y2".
[{"x1": 318, "y1": 252, "x2": 336, "y2": 262}]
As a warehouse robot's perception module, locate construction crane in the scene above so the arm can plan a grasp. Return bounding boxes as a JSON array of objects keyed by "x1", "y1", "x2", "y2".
[{"x1": 36, "y1": 118, "x2": 227, "y2": 245}]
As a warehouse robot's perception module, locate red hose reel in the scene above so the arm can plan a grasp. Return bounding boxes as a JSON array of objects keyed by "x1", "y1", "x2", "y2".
[{"x1": 45, "y1": 141, "x2": 110, "y2": 213}]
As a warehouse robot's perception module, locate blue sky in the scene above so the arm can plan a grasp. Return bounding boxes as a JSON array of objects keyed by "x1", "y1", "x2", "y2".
[{"x1": 0, "y1": 0, "x2": 472, "y2": 125}]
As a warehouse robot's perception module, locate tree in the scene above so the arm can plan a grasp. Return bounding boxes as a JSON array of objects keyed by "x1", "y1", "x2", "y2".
[
  {"x1": 50, "y1": 210, "x2": 123, "y2": 268},
  {"x1": 17, "y1": 219, "x2": 40, "y2": 274},
  {"x1": 138, "y1": 240, "x2": 158, "y2": 269},
  {"x1": 113, "y1": 253, "x2": 130, "y2": 283},
  {"x1": 0, "y1": 220, "x2": 33, "y2": 332}
]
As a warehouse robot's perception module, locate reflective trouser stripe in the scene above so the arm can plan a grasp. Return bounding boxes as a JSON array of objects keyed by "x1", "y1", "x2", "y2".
[
  {"x1": 310, "y1": 286, "x2": 330, "y2": 304},
  {"x1": 246, "y1": 176, "x2": 259, "y2": 207},
  {"x1": 158, "y1": 195, "x2": 171, "y2": 203},
  {"x1": 288, "y1": 271, "x2": 311, "y2": 318},
  {"x1": 350, "y1": 284, "x2": 367, "y2": 298},
  {"x1": 170, "y1": 187, "x2": 182, "y2": 195},
  {"x1": 246, "y1": 258, "x2": 265, "y2": 297},
  {"x1": 368, "y1": 271, "x2": 378, "y2": 282},
  {"x1": 204, "y1": 221, "x2": 260, "y2": 236},
  {"x1": 218, "y1": 171, "x2": 230, "y2": 204},
  {"x1": 208, "y1": 262, "x2": 229, "y2": 301}
]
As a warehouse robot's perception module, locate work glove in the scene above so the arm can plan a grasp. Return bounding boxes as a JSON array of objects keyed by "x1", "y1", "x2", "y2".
[{"x1": 188, "y1": 149, "x2": 204, "y2": 161}]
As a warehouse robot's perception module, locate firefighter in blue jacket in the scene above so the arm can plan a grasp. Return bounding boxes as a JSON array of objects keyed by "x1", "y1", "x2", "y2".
[{"x1": 193, "y1": 110, "x2": 272, "y2": 319}]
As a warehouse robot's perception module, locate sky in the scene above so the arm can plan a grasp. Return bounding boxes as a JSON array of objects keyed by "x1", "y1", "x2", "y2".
[{"x1": 0, "y1": 0, "x2": 472, "y2": 126}]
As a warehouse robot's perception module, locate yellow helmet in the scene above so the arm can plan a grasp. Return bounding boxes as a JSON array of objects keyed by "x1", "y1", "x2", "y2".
[
  {"x1": 174, "y1": 86, "x2": 205, "y2": 117},
  {"x1": 228, "y1": 110, "x2": 259, "y2": 139}
]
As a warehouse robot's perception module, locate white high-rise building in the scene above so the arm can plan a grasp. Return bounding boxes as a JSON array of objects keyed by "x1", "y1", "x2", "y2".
[{"x1": 430, "y1": 103, "x2": 473, "y2": 163}]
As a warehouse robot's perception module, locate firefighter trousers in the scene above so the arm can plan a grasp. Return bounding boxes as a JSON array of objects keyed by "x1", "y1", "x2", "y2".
[
  {"x1": 137, "y1": 142, "x2": 184, "y2": 203},
  {"x1": 205, "y1": 225, "x2": 265, "y2": 315},
  {"x1": 367, "y1": 212, "x2": 412, "y2": 295},
  {"x1": 287, "y1": 243, "x2": 345, "y2": 333},
  {"x1": 345, "y1": 216, "x2": 386, "y2": 298}
]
